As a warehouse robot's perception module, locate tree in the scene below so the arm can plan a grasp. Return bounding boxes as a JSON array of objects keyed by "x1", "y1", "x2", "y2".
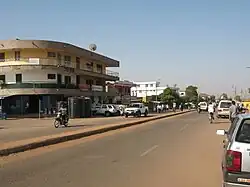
[
  {"x1": 185, "y1": 85, "x2": 198, "y2": 104},
  {"x1": 220, "y1": 93, "x2": 228, "y2": 100},
  {"x1": 160, "y1": 87, "x2": 179, "y2": 104},
  {"x1": 234, "y1": 95, "x2": 241, "y2": 101},
  {"x1": 210, "y1": 95, "x2": 216, "y2": 102}
]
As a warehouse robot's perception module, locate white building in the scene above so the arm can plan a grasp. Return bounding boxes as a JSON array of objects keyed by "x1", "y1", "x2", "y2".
[{"x1": 131, "y1": 81, "x2": 167, "y2": 98}]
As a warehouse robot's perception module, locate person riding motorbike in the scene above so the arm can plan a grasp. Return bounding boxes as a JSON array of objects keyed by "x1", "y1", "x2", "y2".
[
  {"x1": 208, "y1": 102, "x2": 215, "y2": 120},
  {"x1": 58, "y1": 103, "x2": 68, "y2": 123}
]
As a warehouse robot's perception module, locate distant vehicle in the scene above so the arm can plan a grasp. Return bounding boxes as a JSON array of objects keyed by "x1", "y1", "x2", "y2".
[
  {"x1": 217, "y1": 100, "x2": 232, "y2": 118},
  {"x1": 198, "y1": 102, "x2": 208, "y2": 111},
  {"x1": 216, "y1": 114, "x2": 250, "y2": 187},
  {"x1": 96, "y1": 104, "x2": 120, "y2": 117},
  {"x1": 124, "y1": 103, "x2": 149, "y2": 117}
]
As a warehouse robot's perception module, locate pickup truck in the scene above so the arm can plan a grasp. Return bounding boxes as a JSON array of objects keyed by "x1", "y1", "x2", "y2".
[{"x1": 124, "y1": 103, "x2": 149, "y2": 117}]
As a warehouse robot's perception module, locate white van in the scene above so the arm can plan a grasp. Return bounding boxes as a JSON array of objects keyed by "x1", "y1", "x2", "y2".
[{"x1": 217, "y1": 100, "x2": 232, "y2": 118}]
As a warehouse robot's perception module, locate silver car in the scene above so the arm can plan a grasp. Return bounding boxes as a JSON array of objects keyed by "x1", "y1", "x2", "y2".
[{"x1": 217, "y1": 114, "x2": 250, "y2": 187}]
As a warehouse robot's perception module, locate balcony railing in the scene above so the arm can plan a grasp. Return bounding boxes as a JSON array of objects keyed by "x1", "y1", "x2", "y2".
[
  {"x1": 0, "y1": 58, "x2": 119, "y2": 78},
  {"x1": 2, "y1": 82, "x2": 78, "y2": 89},
  {"x1": 0, "y1": 82, "x2": 107, "y2": 91}
]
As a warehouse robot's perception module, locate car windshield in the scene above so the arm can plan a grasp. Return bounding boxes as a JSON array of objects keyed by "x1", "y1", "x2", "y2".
[
  {"x1": 200, "y1": 103, "x2": 206, "y2": 106},
  {"x1": 236, "y1": 119, "x2": 250, "y2": 143},
  {"x1": 129, "y1": 104, "x2": 140, "y2": 108},
  {"x1": 219, "y1": 102, "x2": 231, "y2": 108}
]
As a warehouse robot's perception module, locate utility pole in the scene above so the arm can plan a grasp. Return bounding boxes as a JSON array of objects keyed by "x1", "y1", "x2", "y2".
[{"x1": 232, "y1": 84, "x2": 237, "y2": 99}]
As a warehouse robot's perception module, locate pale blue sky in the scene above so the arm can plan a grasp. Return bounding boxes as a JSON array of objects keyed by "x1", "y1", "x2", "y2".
[{"x1": 1, "y1": 0, "x2": 250, "y2": 95}]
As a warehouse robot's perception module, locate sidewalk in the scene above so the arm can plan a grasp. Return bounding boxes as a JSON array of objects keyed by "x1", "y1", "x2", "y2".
[
  {"x1": 0, "y1": 110, "x2": 193, "y2": 156},
  {"x1": 0, "y1": 114, "x2": 160, "y2": 143}
]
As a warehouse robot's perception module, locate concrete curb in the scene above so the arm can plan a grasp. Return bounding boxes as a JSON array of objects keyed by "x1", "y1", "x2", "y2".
[{"x1": 0, "y1": 110, "x2": 194, "y2": 157}]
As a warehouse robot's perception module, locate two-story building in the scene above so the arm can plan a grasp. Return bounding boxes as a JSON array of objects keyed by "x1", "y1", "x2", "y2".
[
  {"x1": 0, "y1": 39, "x2": 119, "y2": 115},
  {"x1": 106, "y1": 80, "x2": 135, "y2": 104},
  {"x1": 131, "y1": 81, "x2": 164, "y2": 98}
]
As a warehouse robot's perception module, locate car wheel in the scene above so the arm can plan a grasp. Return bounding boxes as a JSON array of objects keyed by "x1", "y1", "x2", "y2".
[
  {"x1": 144, "y1": 110, "x2": 148, "y2": 117},
  {"x1": 137, "y1": 111, "x2": 141, "y2": 117},
  {"x1": 105, "y1": 111, "x2": 111, "y2": 117}
]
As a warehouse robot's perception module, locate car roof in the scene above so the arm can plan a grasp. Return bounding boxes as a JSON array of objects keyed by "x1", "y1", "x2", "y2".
[
  {"x1": 219, "y1": 100, "x2": 232, "y2": 103},
  {"x1": 238, "y1": 113, "x2": 250, "y2": 119}
]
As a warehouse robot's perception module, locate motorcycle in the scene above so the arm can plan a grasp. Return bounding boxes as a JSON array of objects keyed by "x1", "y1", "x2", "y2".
[
  {"x1": 209, "y1": 112, "x2": 214, "y2": 124},
  {"x1": 54, "y1": 112, "x2": 69, "y2": 128}
]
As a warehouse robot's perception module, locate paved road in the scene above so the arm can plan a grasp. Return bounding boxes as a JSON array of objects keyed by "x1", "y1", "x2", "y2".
[
  {"x1": 0, "y1": 113, "x2": 161, "y2": 143},
  {"x1": 0, "y1": 112, "x2": 228, "y2": 187}
]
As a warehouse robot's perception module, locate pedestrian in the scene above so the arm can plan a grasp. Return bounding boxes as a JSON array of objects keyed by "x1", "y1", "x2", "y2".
[
  {"x1": 229, "y1": 100, "x2": 238, "y2": 124},
  {"x1": 173, "y1": 102, "x2": 176, "y2": 112}
]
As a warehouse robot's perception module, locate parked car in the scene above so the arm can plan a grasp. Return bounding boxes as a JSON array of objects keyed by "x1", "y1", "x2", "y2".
[
  {"x1": 216, "y1": 114, "x2": 250, "y2": 187},
  {"x1": 96, "y1": 104, "x2": 120, "y2": 117},
  {"x1": 124, "y1": 103, "x2": 149, "y2": 117},
  {"x1": 217, "y1": 100, "x2": 232, "y2": 118}
]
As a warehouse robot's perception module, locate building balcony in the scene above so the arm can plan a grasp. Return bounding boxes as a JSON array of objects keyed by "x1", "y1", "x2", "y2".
[
  {"x1": 2, "y1": 82, "x2": 77, "y2": 89},
  {"x1": 0, "y1": 58, "x2": 119, "y2": 81},
  {"x1": 0, "y1": 82, "x2": 116, "y2": 97}
]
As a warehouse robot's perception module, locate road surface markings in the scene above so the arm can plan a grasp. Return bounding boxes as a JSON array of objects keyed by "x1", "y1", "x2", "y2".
[
  {"x1": 140, "y1": 145, "x2": 159, "y2": 157},
  {"x1": 180, "y1": 124, "x2": 189, "y2": 132}
]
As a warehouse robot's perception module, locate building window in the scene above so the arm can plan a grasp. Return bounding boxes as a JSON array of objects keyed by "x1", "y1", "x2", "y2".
[
  {"x1": 86, "y1": 79, "x2": 93, "y2": 85},
  {"x1": 86, "y1": 62, "x2": 93, "y2": 71},
  {"x1": 150, "y1": 84, "x2": 153, "y2": 87},
  {"x1": 48, "y1": 52, "x2": 56, "y2": 58},
  {"x1": 139, "y1": 90, "x2": 142, "y2": 93},
  {"x1": 65, "y1": 76, "x2": 71, "y2": 84},
  {"x1": 96, "y1": 64, "x2": 103, "y2": 73},
  {"x1": 145, "y1": 84, "x2": 148, "y2": 87},
  {"x1": 0, "y1": 75, "x2": 5, "y2": 83},
  {"x1": 64, "y1": 56, "x2": 71, "y2": 64},
  {"x1": 137, "y1": 84, "x2": 140, "y2": 87},
  {"x1": 96, "y1": 80, "x2": 102, "y2": 85},
  {"x1": 0, "y1": 53, "x2": 5, "y2": 62},
  {"x1": 47, "y1": 74, "x2": 56, "y2": 80},
  {"x1": 15, "y1": 51, "x2": 20, "y2": 61},
  {"x1": 16, "y1": 74, "x2": 22, "y2": 83},
  {"x1": 76, "y1": 57, "x2": 80, "y2": 69}
]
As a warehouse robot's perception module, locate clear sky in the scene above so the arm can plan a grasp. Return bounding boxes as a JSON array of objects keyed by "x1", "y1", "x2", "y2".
[{"x1": 1, "y1": 0, "x2": 250, "y2": 96}]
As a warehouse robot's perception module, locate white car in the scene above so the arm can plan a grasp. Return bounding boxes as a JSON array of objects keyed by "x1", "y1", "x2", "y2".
[
  {"x1": 198, "y1": 102, "x2": 208, "y2": 111},
  {"x1": 124, "y1": 103, "x2": 149, "y2": 117},
  {"x1": 217, "y1": 100, "x2": 232, "y2": 118},
  {"x1": 96, "y1": 104, "x2": 120, "y2": 117}
]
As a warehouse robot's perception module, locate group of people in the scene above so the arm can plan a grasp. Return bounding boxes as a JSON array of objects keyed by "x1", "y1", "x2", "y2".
[{"x1": 207, "y1": 100, "x2": 246, "y2": 123}]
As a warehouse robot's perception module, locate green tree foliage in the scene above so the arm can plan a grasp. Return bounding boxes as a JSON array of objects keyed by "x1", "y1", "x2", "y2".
[
  {"x1": 234, "y1": 95, "x2": 241, "y2": 101},
  {"x1": 220, "y1": 93, "x2": 228, "y2": 100},
  {"x1": 210, "y1": 95, "x2": 216, "y2": 102},
  {"x1": 185, "y1": 85, "x2": 198, "y2": 104},
  {"x1": 160, "y1": 87, "x2": 179, "y2": 104}
]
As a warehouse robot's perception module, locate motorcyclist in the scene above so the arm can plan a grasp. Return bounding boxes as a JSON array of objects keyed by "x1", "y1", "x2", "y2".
[
  {"x1": 208, "y1": 101, "x2": 215, "y2": 120},
  {"x1": 58, "y1": 103, "x2": 68, "y2": 123}
]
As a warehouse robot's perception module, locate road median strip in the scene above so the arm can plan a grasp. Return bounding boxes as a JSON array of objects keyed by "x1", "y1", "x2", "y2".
[{"x1": 0, "y1": 110, "x2": 194, "y2": 157}]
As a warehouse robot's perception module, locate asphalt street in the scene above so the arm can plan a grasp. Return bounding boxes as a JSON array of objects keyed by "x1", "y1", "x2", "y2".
[{"x1": 0, "y1": 112, "x2": 228, "y2": 187}]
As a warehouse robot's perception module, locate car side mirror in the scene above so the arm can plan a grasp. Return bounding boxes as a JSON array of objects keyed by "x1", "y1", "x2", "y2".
[{"x1": 216, "y1": 129, "x2": 227, "y2": 136}]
